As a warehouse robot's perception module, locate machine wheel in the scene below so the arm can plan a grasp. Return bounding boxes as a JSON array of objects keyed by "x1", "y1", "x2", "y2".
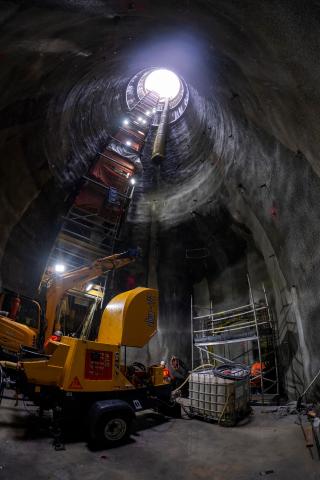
[{"x1": 95, "y1": 413, "x2": 132, "y2": 446}]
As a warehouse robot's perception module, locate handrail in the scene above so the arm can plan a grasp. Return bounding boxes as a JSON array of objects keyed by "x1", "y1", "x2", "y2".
[
  {"x1": 194, "y1": 321, "x2": 269, "y2": 335},
  {"x1": 193, "y1": 305, "x2": 268, "y2": 322},
  {"x1": 193, "y1": 303, "x2": 252, "y2": 313}
]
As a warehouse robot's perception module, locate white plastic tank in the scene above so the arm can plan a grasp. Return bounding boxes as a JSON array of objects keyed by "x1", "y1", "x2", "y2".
[{"x1": 189, "y1": 369, "x2": 250, "y2": 423}]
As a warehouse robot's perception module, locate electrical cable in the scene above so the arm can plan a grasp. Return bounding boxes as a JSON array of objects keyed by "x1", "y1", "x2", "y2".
[
  {"x1": 172, "y1": 362, "x2": 250, "y2": 397},
  {"x1": 215, "y1": 364, "x2": 250, "y2": 381},
  {"x1": 172, "y1": 363, "x2": 215, "y2": 396}
]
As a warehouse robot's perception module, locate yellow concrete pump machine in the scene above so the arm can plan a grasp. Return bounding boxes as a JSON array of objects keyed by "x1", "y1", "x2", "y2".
[
  {"x1": 0, "y1": 286, "x2": 178, "y2": 447},
  {"x1": 0, "y1": 249, "x2": 139, "y2": 358}
]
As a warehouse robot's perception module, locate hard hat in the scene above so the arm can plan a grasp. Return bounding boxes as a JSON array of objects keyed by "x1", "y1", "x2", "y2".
[{"x1": 51, "y1": 330, "x2": 63, "y2": 342}]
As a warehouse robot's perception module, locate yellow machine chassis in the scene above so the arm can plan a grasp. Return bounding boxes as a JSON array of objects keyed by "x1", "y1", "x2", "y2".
[
  {"x1": 22, "y1": 337, "x2": 134, "y2": 392},
  {"x1": 20, "y1": 288, "x2": 163, "y2": 393}
]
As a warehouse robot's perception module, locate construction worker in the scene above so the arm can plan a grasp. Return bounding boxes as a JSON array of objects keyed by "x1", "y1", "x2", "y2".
[
  {"x1": 250, "y1": 361, "x2": 266, "y2": 391},
  {"x1": 44, "y1": 330, "x2": 63, "y2": 349},
  {"x1": 160, "y1": 360, "x2": 171, "y2": 383}
]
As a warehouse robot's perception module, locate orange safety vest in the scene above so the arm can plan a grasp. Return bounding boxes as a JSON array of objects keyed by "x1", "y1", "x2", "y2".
[
  {"x1": 250, "y1": 361, "x2": 266, "y2": 385},
  {"x1": 44, "y1": 334, "x2": 61, "y2": 349}
]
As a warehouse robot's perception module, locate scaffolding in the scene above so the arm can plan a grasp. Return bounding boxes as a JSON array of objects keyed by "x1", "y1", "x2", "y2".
[
  {"x1": 191, "y1": 277, "x2": 280, "y2": 403},
  {"x1": 44, "y1": 91, "x2": 159, "y2": 288}
]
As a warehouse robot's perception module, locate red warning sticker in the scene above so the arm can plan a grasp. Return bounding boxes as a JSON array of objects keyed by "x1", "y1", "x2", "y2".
[
  {"x1": 85, "y1": 350, "x2": 113, "y2": 380},
  {"x1": 68, "y1": 376, "x2": 83, "y2": 390}
]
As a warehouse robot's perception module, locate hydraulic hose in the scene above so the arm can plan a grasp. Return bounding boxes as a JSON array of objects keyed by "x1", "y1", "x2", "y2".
[
  {"x1": 172, "y1": 363, "x2": 215, "y2": 396},
  {"x1": 214, "y1": 364, "x2": 250, "y2": 380}
]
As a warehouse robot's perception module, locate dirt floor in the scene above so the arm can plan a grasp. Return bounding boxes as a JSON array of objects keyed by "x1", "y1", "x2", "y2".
[{"x1": 0, "y1": 395, "x2": 319, "y2": 480}]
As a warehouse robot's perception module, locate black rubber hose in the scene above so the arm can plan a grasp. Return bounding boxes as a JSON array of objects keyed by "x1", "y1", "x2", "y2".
[{"x1": 214, "y1": 363, "x2": 250, "y2": 381}]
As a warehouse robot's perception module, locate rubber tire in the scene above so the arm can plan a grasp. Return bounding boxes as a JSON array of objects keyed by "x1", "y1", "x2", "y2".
[{"x1": 94, "y1": 412, "x2": 132, "y2": 447}]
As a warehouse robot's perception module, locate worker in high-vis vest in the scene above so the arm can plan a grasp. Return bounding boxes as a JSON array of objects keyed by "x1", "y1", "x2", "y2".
[{"x1": 250, "y1": 361, "x2": 266, "y2": 388}]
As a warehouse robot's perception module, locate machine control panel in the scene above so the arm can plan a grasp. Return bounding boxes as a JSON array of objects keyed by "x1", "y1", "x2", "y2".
[{"x1": 85, "y1": 350, "x2": 113, "y2": 380}]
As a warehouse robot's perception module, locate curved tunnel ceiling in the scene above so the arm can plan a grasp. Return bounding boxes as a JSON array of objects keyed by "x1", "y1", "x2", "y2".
[
  {"x1": 1, "y1": 0, "x2": 320, "y2": 383},
  {"x1": 2, "y1": 1, "x2": 319, "y2": 197}
]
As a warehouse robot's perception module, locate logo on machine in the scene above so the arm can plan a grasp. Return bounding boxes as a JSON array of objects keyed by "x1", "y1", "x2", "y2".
[{"x1": 145, "y1": 294, "x2": 155, "y2": 328}]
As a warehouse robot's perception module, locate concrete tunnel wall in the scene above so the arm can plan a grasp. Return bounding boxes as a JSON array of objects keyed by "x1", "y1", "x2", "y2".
[{"x1": 0, "y1": 0, "x2": 320, "y2": 398}]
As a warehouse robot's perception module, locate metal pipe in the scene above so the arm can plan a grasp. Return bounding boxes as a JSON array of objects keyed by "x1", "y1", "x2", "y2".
[
  {"x1": 196, "y1": 336, "x2": 258, "y2": 347},
  {"x1": 297, "y1": 367, "x2": 320, "y2": 409},
  {"x1": 194, "y1": 305, "x2": 268, "y2": 322},
  {"x1": 193, "y1": 302, "x2": 252, "y2": 313},
  {"x1": 197, "y1": 347, "x2": 238, "y2": 365},
  {"x1": 263, "y1": 283, "x2": 280, "y2": 395},
  {"x1": 210, "y1": 299, "x2": 215, "y2": 366},
  {"x1": 151, "y1": 98, "x2": 170, "y2": 163},
  {"x1": 191, "y1": 295, "x2": 194, "y2": 370},
  {"x1": 193, "y1": 320, "x2": 268, "y2": 335},
  {"x1": 247, "y1": 274, "x2": 264, "y2": 404}
]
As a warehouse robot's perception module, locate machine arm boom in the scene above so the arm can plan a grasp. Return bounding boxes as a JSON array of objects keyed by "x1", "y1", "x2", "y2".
[{"x1": 44, "y1": 249, "x2": 139, "y2": 341}]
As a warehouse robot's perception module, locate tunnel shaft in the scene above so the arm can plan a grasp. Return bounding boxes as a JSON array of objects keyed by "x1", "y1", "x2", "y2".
[{"x1": 0, "y1": 0, "x2": 320, "y2": 400}]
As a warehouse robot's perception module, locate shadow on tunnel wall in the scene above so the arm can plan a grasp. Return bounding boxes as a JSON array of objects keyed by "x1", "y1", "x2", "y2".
[{"x1": 1, "y1": 179, "x2": 67, "y2": 297}]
